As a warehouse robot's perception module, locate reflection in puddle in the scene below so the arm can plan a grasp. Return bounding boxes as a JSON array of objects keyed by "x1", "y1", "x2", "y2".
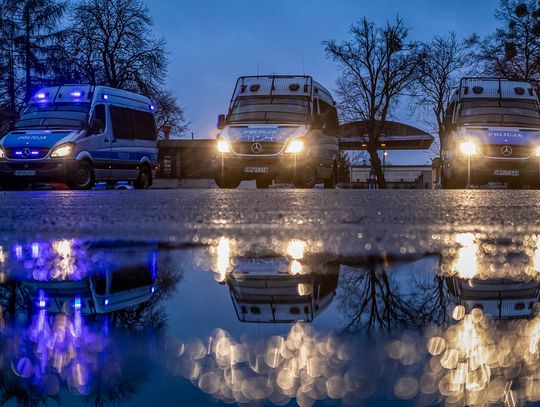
[{"x1": 3, "y1": 234, "x2": 540, "y2": 405}]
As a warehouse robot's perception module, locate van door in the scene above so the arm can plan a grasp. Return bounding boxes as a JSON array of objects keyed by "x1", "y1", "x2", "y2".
[
  {"x1": 317, "y1": 99, "x2": 340, "y2": 177},
  {"x1": 87, "y1": 104, "x2": 111, "y2": 180},
  {"x1": 109, "y1": 106, "x2": 139, "y2": 181}
]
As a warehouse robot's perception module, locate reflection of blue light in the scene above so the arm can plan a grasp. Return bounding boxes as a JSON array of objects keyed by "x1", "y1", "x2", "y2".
[
  {"x1": 38, "y1": 299, "x2": 46, "y2": 308},
  {"x1": 104, "y1": 299, "x2": 109, "y2": 306},
  {"x1": 70, "y1": 90, "x2": 83, "y2": 98},
  {"x1": 35, "y1": 92, "x2": 46, "y2": 99},
  {"x1": 102, "y1": 94, "x2": 109, "y2": 100},
  {"x1": 74, "y1": 296, "x2": 81, "y2": 310},
  {"x1": 151, "y1": 286, "x2": 155, "y2": 293},
  {"x1": 149, "y1": 104, "x2": 155, "y2": 111}
]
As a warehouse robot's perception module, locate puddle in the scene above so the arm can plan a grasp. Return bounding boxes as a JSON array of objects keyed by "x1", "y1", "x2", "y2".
[{"x1": 1, "y1": 234, "x2": 540, "y2": 406}]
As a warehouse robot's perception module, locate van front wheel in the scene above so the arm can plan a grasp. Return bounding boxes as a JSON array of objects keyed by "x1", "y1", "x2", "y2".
[
  {"x1": 134, "y1": 166, "x2": 152, "y2": 189},
  {"x1": 68, "y1": 161, "x2": 95, "y2": 190}
]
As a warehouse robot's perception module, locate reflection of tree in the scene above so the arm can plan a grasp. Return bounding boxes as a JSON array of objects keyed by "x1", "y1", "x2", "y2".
[
  {"x1": 112, "y1": 257, "x2": 183, "y2": 333},
  {"x1": 338, "y1": 257, "x2": 448, "y2": 332}
]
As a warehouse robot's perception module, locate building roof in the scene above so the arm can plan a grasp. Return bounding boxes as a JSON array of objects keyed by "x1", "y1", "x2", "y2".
[{"x1": 338, "y1": 120, "x2": 434, "y2": 150}]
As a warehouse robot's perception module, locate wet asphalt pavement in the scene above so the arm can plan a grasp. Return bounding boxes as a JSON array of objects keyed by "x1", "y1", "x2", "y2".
[{"x1": 1, "y1": 188, "x2": 540, "y2": 255}]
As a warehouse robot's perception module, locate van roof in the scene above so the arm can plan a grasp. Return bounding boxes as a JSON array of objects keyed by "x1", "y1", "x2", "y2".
[
  {"x1": 28, "y1": 85, "x2": 153, "y2": 109},
  {"x1": 230, "y1": 75, "x2": 335, "y2": 107}
]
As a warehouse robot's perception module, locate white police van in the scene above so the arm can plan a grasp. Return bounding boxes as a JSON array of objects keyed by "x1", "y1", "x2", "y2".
[
  {"x1": 441, "y1": 78, "x2": 540, "y2": 188},
  {"x1": 215, "y1": 75, "x2": 340, "y2": 189},
  {"x1": 0, "y1": 85, "x2": 158, "y2": 190}
]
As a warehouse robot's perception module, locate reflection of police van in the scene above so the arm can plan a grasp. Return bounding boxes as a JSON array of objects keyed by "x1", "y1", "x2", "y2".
[
  {"x1": 441, "y1": 78, "x2": 540, "y2": 188},
  {"x1": 226, "y1": 257, "x2": 339, "y2": 323},
  {"x1": 17, "y1": 243, "x2": 158, "y2": 314},
  {"x1": 0, "y1": 85, "x2": 158, "y2": 190},
  {"x1": 215, "y1": 75, "x2": 340, "y2": 189},
  {"x1": 446, "y1": 276, "x2": 540, "y2": 319}
]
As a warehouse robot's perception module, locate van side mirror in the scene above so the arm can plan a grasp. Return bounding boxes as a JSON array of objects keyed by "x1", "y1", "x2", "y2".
[
  {"x1": 217, "y1": 114, "x2": 226, "y2": 130},
  {"x1": 88, "y1": 119, "x2": 103, "y2": 135},
  {"x1": 310, "y1": 115, "x2": 324, "y2": 130}
]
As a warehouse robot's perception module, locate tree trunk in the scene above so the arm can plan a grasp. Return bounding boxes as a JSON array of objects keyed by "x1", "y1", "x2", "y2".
[
  {"x1": 24, "y1": 7, "x2": 32, "y2": 102},
  {"x1": 367, "y1": 141, "x2": 387, "y2": 188}
]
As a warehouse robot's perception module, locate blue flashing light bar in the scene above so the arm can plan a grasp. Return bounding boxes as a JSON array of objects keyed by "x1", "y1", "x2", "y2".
[
  {"x1": 104, "y1": 298, "x2": 109, "y2": 306},
  {"x1": 70, "y1": 90, "x2": 83, "y2": 98},
  {"x1": 102, "y1": 94, "x2": 109, "y2": 100},
  {"x1": 74, "y1": 296, "x2": 82, "y2": 310}
]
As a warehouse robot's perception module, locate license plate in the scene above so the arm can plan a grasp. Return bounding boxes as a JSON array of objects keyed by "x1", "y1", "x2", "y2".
[
  {"x1": 14, "y1": 170, "x2": 36, "y2": 176},
  {"x1": 493, "y1": 169, "x2": 519, "y2": 176},
  {"x1": 244, "y1": 167, "x2": 268, "y2": 174}
]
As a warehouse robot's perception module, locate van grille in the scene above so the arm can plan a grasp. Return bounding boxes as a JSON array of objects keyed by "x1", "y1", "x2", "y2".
[
  {"x1": 232, "y1": 142, "x2": 284, "y2": 155},
  {"x1": 478, "y1": 144, "x2": 532, "y2": 158},
  {"x1": 5, "y1": 147, "x2": 50, "y2": 159}
]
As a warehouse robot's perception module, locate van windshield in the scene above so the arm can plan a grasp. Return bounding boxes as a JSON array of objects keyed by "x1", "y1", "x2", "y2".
[
  {"x1": 14, "y1": 103, "x2": 90, "y2": 130},
  {"x1": 459, "y1": 99, "x2": 540, "y2": 127},
  {"x1": 229, "y1": 97, "x2": 309, "y2": 124}
]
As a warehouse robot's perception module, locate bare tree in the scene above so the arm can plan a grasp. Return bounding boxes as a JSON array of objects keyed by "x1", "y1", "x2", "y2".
[
  {"x1": 0, "y1": 0, "x2": 66, "y2": 122},
  {"x1": 152, "y1": 89, "x2": 189, "y2": 139},
  {"x1": 469, "y1": 0, "x2": 540, "y2": 79},
  {"x1": 324, "y1": 17, "x2": 424, "y2": 188},
  {"x1": 412, "y1": 33, "x2": 470, "y2": 159}
]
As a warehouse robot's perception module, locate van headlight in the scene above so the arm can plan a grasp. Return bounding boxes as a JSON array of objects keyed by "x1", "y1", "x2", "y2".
[
  {"x1": 535, "y1": 146, "x2": 540, "y2": 157},
  {"x1": 460, "y1": 141, "x2": 477, "y2": 156},
  {"x1": 0, "y1": 148, "x2": 4, "y2": 159},
  {"x1": 51, "y1": 143, "x2": 74, "y2": 158},
  {"x1": 217, "y1": 139, "x2": 231, "y2": 153},
  {"x1": 285, "y1": 139, "x2": 304, "y2": 154}
]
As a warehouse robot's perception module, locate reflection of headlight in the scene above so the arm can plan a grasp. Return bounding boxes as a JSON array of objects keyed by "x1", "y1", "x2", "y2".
[
  {"x1": 535, "y1": 146, "x2": 540, "y2": 157},
  {"x1": 217, "y1": 139, "x2": 231, "y2": 153},
  {"x1": 50, "y1": 143, "x2": 73, "y2": 158},
  {"x1": 285, "y1": 140, "x2": 304, "y2": 154},
  {"x1": 460, "y1": 141, "x2": 477, "y2": 156}
]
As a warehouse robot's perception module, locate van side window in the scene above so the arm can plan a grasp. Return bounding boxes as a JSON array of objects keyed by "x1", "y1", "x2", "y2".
[
  {"x1": 319, "y1": 99, "x2": 339, "y2": 132},
  {"x1": 312, "y1": 98, "x2": 319, "y2": 116},
  {"x1": 110, "y1": 106, "x2": 156, "y2": 140},
  {"x1": 110, "y1": 106, "x2": 134, "y2": 139},
  {"x1": 133, "y1": 110, "x2": 157, "y2": 141},
  {"x1": 93, "y1": 104, "x2": 106, "y2": 129}
]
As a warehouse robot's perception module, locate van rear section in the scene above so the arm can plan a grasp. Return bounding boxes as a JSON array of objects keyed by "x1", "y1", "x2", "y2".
[
  {"x1": 442, "y1": 78, "x2": 540, "y2": 188},
  {"x1": 214, "y1": 75, "x2": 340, "y2": 189}
]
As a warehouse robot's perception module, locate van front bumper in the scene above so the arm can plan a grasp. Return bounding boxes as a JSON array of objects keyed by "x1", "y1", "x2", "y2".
[
  {"x1": 0, "y1": 158, "x2": 77, "y2": 183},
  {"x1": 447, "y1": 156, "x2": 540, "y2": 185},
  {"x1": 214, "y1": 154, "x2": 313, "y2": 180}
]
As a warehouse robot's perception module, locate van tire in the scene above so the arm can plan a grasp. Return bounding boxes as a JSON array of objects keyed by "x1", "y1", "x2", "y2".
[
  {"x1": 323, "y1": 163, "x2": 338, "y2": 189},
  {"x1": 294, "y1": 164, "x2": 317, "y2": 189},
  {"x1": 68, "y1": 161, "x2": 95, "y2": 190},
  {"x1": 256, "y1": 176, "x2": 272, "y2": 189},
  {"x1": 134, "y1": 166, "x2": 152, "y2": 189},
  {"x1": 214, "y1": 172, "x2": 241, "y2": 189},
  {"x1": 1, "y1": 181, "x2": 29, "y2": 191}
]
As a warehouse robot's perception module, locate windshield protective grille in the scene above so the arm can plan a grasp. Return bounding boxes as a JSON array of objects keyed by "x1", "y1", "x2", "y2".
[
  {"x1": 229, "y1": 97, "x2": 309, "y2": 124},
  {"x1": 459, "y1": 99, "x2": 540, "y2": 127}
]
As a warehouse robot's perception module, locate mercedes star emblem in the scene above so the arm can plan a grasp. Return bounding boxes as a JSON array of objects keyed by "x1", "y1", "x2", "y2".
[
  {"x1": 22, "y1": 148, "x2": 31, "y2": 158},
  {"x1": 251, "y1": 143, "x2": 263, "y2": 153},
  {"x1": 501, "y1": 145, "x2": 512, "y2": 157}
]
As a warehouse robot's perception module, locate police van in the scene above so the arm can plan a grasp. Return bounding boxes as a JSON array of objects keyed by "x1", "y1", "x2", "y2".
[
  {"x1": 215, "y1": 75, "x2": 340, "y2": 189},
  {"x1": 441, "y1": 78, "x2": 540, "y2": 188},
  {"x1": 0, "y1": 85, "x2": 158, "y2": 190}
]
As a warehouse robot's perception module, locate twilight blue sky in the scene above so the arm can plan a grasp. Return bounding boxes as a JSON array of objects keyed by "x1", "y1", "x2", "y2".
[{"x1": 149, "y1": 0, "x2": 499, "y2": 163}]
